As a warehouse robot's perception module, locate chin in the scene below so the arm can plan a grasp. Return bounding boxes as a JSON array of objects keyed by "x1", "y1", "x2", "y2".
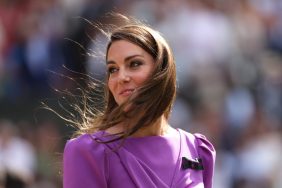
[
  {"x1": 117, "y1": 98, "x2": 130, "y2": 106},
  {"x1": 115, "y1": 99, "x2": 124, "y2": 106}
]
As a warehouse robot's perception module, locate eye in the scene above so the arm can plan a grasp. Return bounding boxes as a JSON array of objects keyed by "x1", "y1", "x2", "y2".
[
  {"x1": 130, "y1": 60, "x2": 143, "y2": 68},
  {"x1": 107, "y1": 66, "x2": 118, "y2": 74}
]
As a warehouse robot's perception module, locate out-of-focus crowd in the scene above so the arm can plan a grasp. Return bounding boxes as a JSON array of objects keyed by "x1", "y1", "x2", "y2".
[{"x1": 0, "y1": 0, "x2": 282, "y2": 187}]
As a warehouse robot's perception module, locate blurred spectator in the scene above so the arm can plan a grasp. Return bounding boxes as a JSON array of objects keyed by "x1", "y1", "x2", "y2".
[
  {"x1": 31, "y1": 121, "x2": 63, "y2": 188},
  {"x1": 233, "y1": 108, "x2": 282, "y2": 187},
  {"x1": 0, "y1": 120, "x2": 36, "y2": 188},
  {"x1": 258, "y1": 51, "x2": 282, "y2": 127}
]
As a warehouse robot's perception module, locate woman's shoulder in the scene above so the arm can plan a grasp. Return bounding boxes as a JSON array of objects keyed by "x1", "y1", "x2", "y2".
[
  {"x1": 193, "y1": 133, "x2": 216, "y2": 156},
  {"x1": 64, "y1": 131, "x2": 107, "y2": 157},
  {"x1": 178, "y1": 129, "x2": 216, "y2": 156},
  {"x1": 63, "y1": 131, "x2": 109, "y2": 187},
  {"x1": 178, "y1": 129, "x2": 216, "y2": 188}
]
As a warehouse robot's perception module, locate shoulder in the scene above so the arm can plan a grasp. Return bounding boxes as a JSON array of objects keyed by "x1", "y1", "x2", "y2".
[
  {"x1": 193, "y1": 133, "x2": 216, "y2": 158},
  {"x1": 178, "y1": 128, "x2": 195, "y2": 141},
  {"x1": 178, "y1": 129, "x2": 216, "y2": 156},
  {"x1": 64, "y1": 131, "x2": 107, "y2": 159},
  {"x1": 63, "y1": 132, "x2": 109, "y2": 187},
  {"x1": 178, "y1": 129, "x2": 216, "y2": 188}
]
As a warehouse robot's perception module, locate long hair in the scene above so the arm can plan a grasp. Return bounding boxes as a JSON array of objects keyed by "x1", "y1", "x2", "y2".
[{"x1": 64, "y1": 17, "x2": 177, "y2": 142}]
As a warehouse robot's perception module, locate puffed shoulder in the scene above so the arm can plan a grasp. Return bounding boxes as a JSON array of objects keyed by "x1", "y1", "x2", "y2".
[
  {"x1": 63, "y1": 133, "x2": 109, "y2": 188},
  {"x1": 194, "y1": 133, "x2": 216, "y2": 188},
  {"x1": 64, "y1": 133, "x2": 106, "y2": 155},
  {"x1": 194, "y1": 133, "x2": 216, "y2": 159}
]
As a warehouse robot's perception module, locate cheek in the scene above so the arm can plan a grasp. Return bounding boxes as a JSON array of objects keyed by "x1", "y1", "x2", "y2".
[
  {"x1": 108, "y1": 79, "x2": 115, "y2": 94},
  {"x1": 135, "y1": 71, "x2": 152, "y2": 86}
]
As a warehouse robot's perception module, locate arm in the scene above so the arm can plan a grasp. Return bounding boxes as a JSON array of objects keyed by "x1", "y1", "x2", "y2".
[
  {"x1": 194, "y1": 134, "x2": 216, "y2": 188},
  {"x1": 63, "y1": 134, "x2": 108, "y2": 188}
]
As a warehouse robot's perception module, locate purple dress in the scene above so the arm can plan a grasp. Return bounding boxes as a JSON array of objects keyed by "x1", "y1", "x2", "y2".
[{"x1": 63, "y1": 128, "x2": 216, "y2": 188}]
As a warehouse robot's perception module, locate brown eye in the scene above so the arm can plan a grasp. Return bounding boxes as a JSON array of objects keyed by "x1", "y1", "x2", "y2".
[
  {"x1": 108, "y1": 67, "x2": 118, "y2": 74},
  {"x1": 130, "y1": 61, "x2": 143, "y2": 68}
]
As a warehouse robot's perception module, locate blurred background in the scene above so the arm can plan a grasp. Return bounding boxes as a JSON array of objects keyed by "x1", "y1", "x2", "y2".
[{"x1": 0, "y1": 0, "x2": 282, "y2": 187}]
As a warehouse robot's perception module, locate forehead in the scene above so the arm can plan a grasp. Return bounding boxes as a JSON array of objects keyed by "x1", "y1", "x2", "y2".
[{"x1": 107, "y1": 40, "x2": 148, "y2": 60}]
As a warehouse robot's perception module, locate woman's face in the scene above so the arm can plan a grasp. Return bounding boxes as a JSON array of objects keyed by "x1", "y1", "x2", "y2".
[{"x1": 107, "y1": 40, "x2": 155, "y2": 105}]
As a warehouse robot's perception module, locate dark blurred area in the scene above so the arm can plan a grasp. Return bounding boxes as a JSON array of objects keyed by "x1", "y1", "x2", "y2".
[{"x1": 0, "y1": 0, "x2": 282, "y2": 187}]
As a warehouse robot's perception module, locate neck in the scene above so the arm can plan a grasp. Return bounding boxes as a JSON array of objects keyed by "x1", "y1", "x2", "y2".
[
  {"x1": 130, "y1": 115, "x2": 170, "y2": 137},
  {"x1": 105, "y1": 115, "x2": 171, "y2": 137}
]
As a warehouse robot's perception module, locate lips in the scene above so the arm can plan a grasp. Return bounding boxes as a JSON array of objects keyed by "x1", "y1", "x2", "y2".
[{"x1": 119, "y1": 89, "x2": 135, "y2": 96}]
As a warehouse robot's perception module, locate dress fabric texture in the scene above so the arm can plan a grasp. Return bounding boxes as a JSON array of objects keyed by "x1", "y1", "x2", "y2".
[{"x1": 63, "y1": 128, "x2": 216, "y2": 188}]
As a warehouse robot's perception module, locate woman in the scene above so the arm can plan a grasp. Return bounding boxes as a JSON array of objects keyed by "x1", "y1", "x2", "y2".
[{"x1": 63, "y1": 20, "x2": 216, "y2": 188}]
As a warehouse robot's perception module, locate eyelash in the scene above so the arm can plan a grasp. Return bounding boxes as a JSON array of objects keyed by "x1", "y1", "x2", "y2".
[
  {"x1": 130, "y1": 60, "x2": 143, "y2": 68},
  {"x1": 107, "y1": 60, "x2": 143, "y2": 74},
  {"x1": 107, "y1": 67, "x2": 118, "y2": 74}
]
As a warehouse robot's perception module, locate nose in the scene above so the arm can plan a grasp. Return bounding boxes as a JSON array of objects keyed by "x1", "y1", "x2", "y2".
[{"x1": 118, "y1": 69, "x2": 131, "y2": 83}]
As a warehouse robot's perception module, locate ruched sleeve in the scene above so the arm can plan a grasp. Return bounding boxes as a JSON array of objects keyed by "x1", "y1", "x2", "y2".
[
  {"x1": 63, "y1": 134, "x2": 108, "y2": 188},
  {"x1": 194, "y1": 133, "x2": 216, "y2": 188}
]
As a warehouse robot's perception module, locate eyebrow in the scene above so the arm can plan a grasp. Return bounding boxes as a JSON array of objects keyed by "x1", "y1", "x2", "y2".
[{"x1": 106, "y1": 54, "x2": 144, "y2": 65}]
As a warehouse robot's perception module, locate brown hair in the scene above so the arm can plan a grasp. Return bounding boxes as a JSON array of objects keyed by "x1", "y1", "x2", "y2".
[{"x1": 69, "y1": 18, "x2": 177, "y2": 142}]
